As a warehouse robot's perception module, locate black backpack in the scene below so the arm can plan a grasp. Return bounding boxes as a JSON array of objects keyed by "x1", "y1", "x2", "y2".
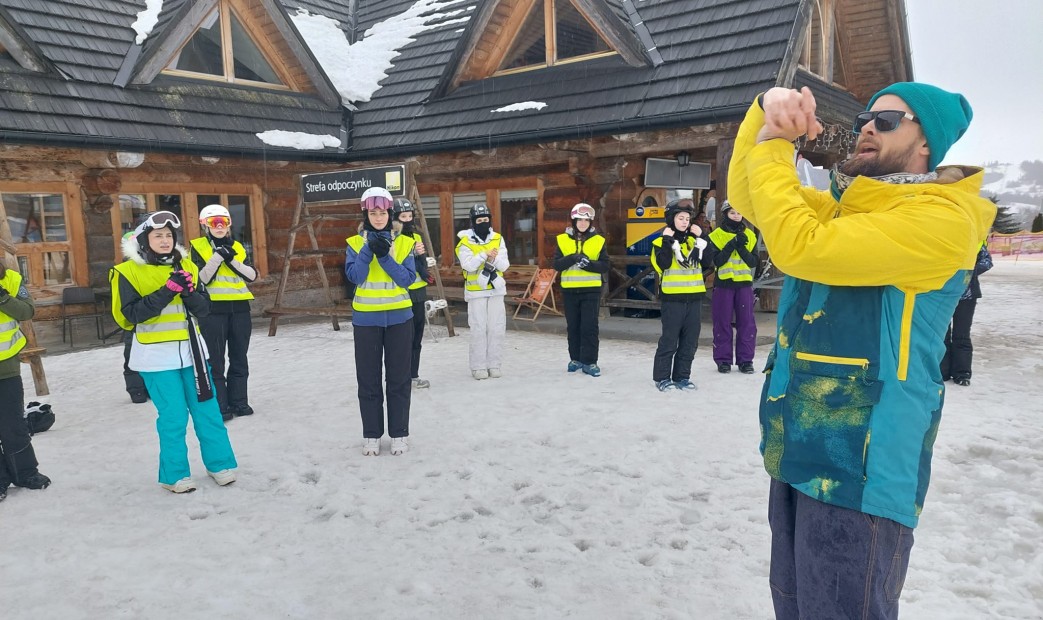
[{"x1": 24, "y1": 402, "x2": 55, "y2": 435}]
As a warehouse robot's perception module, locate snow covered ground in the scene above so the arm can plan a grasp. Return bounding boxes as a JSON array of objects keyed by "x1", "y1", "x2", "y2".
[{"x1": 2, "y1": 262, "x2": 1041, "y2": 619}]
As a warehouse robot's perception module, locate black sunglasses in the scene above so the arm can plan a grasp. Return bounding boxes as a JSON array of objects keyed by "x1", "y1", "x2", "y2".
[{"x1": 853, "y1": 110, "x2": 920, "y2": 134}]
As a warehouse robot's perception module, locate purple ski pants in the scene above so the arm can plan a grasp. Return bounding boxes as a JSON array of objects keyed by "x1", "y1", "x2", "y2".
[{"x1": 711, "y1": 285, "x2": 757, "y2": 365}]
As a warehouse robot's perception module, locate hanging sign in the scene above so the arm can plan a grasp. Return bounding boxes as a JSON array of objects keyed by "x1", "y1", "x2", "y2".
[{"x1": 300, "y1": 165, "x2": 406, "y2": 204}]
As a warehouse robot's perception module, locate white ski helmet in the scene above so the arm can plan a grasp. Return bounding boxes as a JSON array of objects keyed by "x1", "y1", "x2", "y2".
[
  {"x1": 360, "y1": 187, "x2": 393, "y2": 210},
  {"x1": 199, "y1": 204, "x2": 231, "y2": 227},
  {"x1": 570, "y1": 203, "x2": 595, "y2": 220}
]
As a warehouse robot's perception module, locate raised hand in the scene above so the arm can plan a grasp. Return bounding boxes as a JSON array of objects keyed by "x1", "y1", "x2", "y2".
[{"x1": 757, "y1": 86, "x2": 823, "y2": 143}]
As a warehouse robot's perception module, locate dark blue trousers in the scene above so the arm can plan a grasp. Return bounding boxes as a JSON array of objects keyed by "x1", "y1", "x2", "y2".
[{"x1": 768, "y1": 479, "x2": 914, "y2": 620}]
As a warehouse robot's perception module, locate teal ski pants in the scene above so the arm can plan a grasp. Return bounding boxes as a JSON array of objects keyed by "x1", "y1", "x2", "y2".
[{"x1": 141, "y1": 366, "x2": 237, "y2": 485}]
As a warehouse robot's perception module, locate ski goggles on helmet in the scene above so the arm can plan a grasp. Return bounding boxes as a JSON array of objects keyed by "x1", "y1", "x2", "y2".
[
  {"x1": 362, "y1": 195, "x2": 393, "y2": 211},
  {"x1": 570, "y1": 204, "x2": 595, "y2": 220},
  {"x1": 203, "y1": 215, "x2": 231, "y2": 229},
  {"x1": 144, "y1": 211, "x2": 181, "y2": 229},
  {"x1": 852, "y1": 110, "x2": 920, "y2": 134}
]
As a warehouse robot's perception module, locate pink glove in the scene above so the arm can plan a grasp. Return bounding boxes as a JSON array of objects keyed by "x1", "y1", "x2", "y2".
[
  {"x1": 179, "y1": 270, "x2": 194, "y2": 292},
  {"x1": 165, "y1": 270, "x2": 192, "y2": 294}
]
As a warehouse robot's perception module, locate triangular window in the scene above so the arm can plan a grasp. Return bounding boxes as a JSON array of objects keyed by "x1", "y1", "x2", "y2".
[
  {"x1": 165, "y1": 2, "x2": 285, "y2": 88},
  {"x1": 497, "y1": 0, "x2": 615, "y2": 74}
]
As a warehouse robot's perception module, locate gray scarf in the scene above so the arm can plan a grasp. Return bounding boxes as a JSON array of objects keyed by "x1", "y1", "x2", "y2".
[{"x1": 830, "y1": 167, "x2": 938, "y2": 201}]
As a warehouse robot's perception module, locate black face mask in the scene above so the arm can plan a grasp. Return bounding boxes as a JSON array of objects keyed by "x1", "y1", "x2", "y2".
[
  {"x1": 209, "y1": 232, "x2": 233, "y2": 247},
  {"x1": 473, "y1": 221, "x2": 491, "y2": 239},
  {"x1": 399, "y1": 219, "x2": 416, "y2": 235}
]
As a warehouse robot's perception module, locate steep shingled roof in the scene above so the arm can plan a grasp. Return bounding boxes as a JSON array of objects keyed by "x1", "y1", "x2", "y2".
[
  {"x1": 0, "y1": 0, "x2": 344, "y2": 159},
  {"x1": 346, "y1": 0, "x2": 803, "y2": 157}
]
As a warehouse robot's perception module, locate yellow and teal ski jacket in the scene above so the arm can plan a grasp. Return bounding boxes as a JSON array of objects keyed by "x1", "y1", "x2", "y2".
[{"x1": 728, "y1": 97, "x2": 996, "y2": 528}]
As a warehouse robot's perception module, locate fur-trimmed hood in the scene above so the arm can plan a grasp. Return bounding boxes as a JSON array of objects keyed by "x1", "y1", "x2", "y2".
[{"x1": 121, "y1": 233, "x2": 187, "y2": 266}]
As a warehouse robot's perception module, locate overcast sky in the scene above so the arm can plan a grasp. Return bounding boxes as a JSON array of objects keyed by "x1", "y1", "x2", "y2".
[{"x1": 905, "y1": 0, "x2": 1042, "y2": 167}]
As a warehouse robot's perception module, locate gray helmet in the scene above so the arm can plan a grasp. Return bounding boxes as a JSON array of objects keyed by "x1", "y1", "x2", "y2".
[
  {"x1": 470, "y1": 203, "x2": 491, "y2": 224},
  {"x1": 392, "y1": 197, "x2": 414, "y2": 217}
]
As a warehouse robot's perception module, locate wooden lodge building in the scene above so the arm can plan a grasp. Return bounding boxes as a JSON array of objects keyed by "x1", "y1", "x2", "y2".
[{"x1": 0, "y1": 0, "x2": 912, "y2": 329}]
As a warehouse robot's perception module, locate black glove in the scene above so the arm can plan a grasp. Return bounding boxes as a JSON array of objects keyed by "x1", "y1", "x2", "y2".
[
  {"x1": 215, "y1": 245, "x2": 237, "y2": 262},
  {"x1": 0, "y1": 287, "x2": 9, "y2": 301},
  {"x1": 733, "y1": 231, "x2": 747, "y2": 247},
  {"x1": 482, "y1": 262, "x2": 498, "y2": 283},
  {"x1": 569, "y1": 252, "x2": 584, "y2": 266},
  {"x1": 166, "y1": 270, "x2": 192, "y2": 294},
  {"x1": 576, "y1": 256, "x2": 591, "y2": 269},
  {"x1": 368, "y1": 234, "x2": 392, "y2": 258}
]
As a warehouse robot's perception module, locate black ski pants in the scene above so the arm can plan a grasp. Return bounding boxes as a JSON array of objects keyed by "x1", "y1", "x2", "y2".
[
  {"x1": 0, "y1": 376, "x2": 39, "y2": 488},
  {"x1": 563, "y1": 290, "x2": 601, "y2": 364},
  {"x1": 354, "y1": 321, "x2": 412, "y2": 438},
  {"x1": 941, "y1": 298, "x2": 977, "y2": 381},
  {"x1": 122, "y1": 330, "x2": 147, "y2": 396},
  {"x1": 653, "y1": 298, "x2": 702, "y2": 383},
  {"x1": 199, "y1": 310, "x2": 252, "y2": 413},
  {"x1": 409, "y1": 290, "x2": 427, "y2": 379}
]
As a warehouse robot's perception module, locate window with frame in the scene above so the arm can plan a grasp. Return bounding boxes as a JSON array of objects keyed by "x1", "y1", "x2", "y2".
[
  {"x1": 500, "y1": 189, "x2": 538, "y2": 265},
  {"x1": 164, "y1": 1, "x2": 288, "y2": 89},
  {"x1": 498, "y1": 0, "x2": 614, "y2": 74},
  {"x1": 110, "y1": 185, "x2": 268, "y2": 278},
  {"x1": 798, "y1": 0, "x2": 844, "y2": 86},
  {"x1": 1, "y1": 189, "x2": 81, "y2": 288}
]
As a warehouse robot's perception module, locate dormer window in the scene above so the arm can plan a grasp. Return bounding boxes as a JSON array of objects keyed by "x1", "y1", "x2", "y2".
[
  {"x1": 164, "y1": 2, "x2": 287, "y2": 88},
  {"x1": 497, "y1": 0, "x2": 615, "y2": 75}
]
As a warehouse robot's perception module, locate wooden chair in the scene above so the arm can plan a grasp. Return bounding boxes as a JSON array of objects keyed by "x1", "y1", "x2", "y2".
[
  {"x1": 512, "y1": 268, "x2": 563, "y2": 321},
  {"x1": 60, "y1": 286, "x2": 106, "y2": 347}
]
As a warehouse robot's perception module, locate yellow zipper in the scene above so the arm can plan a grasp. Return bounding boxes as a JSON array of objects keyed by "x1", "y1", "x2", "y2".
[
  {"x1": 897, "y1": 291, "x2": 916, "y2": 381},
  {"x1": 794, "y1": 352, "x2": 869, "y2": 368}
]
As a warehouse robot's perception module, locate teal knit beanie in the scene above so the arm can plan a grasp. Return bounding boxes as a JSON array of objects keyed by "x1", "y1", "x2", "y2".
[{"x1": 867, "y1": 82, "x2": 973, "y2": 170}]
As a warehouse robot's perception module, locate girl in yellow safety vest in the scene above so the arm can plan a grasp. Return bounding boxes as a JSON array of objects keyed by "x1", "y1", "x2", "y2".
[
  {"x1": 0, "y1": 259, "x2": 51, "y2": 501},
  {"x1": 110, "y1": 211, "x2": 237, "y2": 494},
  {"x1": 455, "y1": 203, "x2": 510, "y2": 380},
  {"x1": 189, "y1": 204, "x2": 257, "y2": 421},
  {"x1": 552, "y1": 203, "x2": 609, "y2": 377},
  {"x1": 651, "y1": 198, "x2": 711, "y2": 391},
  {"x1": 705, "y1": 202, "x2": 759, "y2": 375},
  {"x1": 345, "y1": 187, "x2": 416, "y2": 457}
]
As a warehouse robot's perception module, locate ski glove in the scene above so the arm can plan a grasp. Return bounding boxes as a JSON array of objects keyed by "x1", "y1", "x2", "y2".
[
  {"x1": 215, "y1": 245, "x2": 237, "y2": 262},
  {"x1": 733, "y1": 232, "x2": 747, "y2": 247},
  {"x1": 368, "y1": 234, "x2": 392, "y2": 258},
  {"x1": 166, "y1": 270, "x2": 192, "y2": 294},
  {"x1": 481, "y1": 262, "x2": 498, "y2": 283}
]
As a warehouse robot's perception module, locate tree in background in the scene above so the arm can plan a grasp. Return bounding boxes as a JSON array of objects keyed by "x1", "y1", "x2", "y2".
[
  {"x1": 1031, "y1": 212, "x2": 1043, "y2": 233},
  {"x1": 988, "y1": 196, "x2": 1023, "y2": 234}
]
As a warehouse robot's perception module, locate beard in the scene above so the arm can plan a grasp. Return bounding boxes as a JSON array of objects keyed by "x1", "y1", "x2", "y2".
[{"x1": 839, "y1": 141, "x2": 919, "y2": 177}]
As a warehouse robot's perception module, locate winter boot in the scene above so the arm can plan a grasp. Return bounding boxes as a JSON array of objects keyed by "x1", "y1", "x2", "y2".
[
  {"x1": 362, "y1": 438, "x2": 381, "y2": 456},
  {"x1": 472, "y1": 369, "x2": 489, "y2": 380},
  {"x1": 738, "y1": 363, "x2": 756, "y2": 374},
  {"x1": 207, "y1": 469, "x2": 237, "y2": 486},
  {"x1": 674, "y1": 379, "x2": 698, "y2": 391},
  {"x1": 128, "y1": 388, "x2": 149, "y2": 404},
  {"x1": 487, "y1": 368, "x2": 502, "y2": 379},
  {"x1": 390, "y1": 437, "x2": 409, "y2": 456},
  {"x1": 582, "y1": 364, "x2": 601, "y2": 377},
  {"x1": 14, "y1": 471, "x2": 50, "y2": 490},
  {"x1": 717, "y1": 363, "x2": 731, "y2": 374},
  {"x1": 412, "y1": 378, "x2": 431, "y2": 389},
  {"x1": 232, "y1": 404, "x2": 254, "y2": 417},
  {"x1": 656, "y1": 379, "x2": 675, "y2": 392},
  {"x1": 567, "y1": 360, "x2": 583, "y2": 373},
  {"x1": 160, "y1": 478, "x2": 196, "y2": 494}
]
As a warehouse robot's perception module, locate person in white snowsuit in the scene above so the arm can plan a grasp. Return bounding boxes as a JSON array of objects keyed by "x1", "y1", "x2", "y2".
[{"x1": 455, "y1": 203, "x2": 510, "y2": 380}]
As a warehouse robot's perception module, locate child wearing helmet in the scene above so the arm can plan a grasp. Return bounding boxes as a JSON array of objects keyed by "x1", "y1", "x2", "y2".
[
  {"x1": 392, "y1": 197, "x2": 435, "y2": 389},
  {"x1": 456, "y1": 203, "x2": 510, "y2": 380},
  {"x1": 705, "y1": 202, "x2": 759, "y2": 374},
  {"x1": 189, "y1": 204, "x2": 258, "y2": 421},
  {"x1": 110, "y1": 211, "x2": 238, "y2": 493},
  {"x1": 0, "y1": 258, "x2": 51, "y2": 502},
  {"x1": 345, "y1": 187, "x2": 417, "y2": 456},
  {"x1": 651, "y1": 198, "x2": 711, "y2": 391},
  {"x1": 552, "y1": 203, "x2": 609, "y2": 376}
]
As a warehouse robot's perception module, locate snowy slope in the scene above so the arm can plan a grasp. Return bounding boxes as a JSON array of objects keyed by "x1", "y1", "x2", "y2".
[{"x1": 1, "y1": 262, "x2": 1041, "y2": 619}]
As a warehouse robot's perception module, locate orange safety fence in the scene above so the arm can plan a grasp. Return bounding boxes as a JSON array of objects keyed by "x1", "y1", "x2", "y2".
[{"x1": 988, "y1": 232, "x2": 1043, "y2": 260}]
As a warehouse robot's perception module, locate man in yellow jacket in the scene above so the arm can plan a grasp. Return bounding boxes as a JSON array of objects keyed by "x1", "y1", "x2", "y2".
[{"x1": 728, "y1": 82, "x2": 995, "y2": 619}]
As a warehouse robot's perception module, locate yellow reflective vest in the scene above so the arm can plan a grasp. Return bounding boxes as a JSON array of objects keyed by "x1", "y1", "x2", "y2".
[
  {"x1": 708, "y1": 228, "x2": 757, "y2": 283},
  {"x1": 556, "y1": 233, "x2": 605, "y2": 289},
  {"x1": 0, "y1": 270, "x2": 27, "y2": 361},
  {"x1": 456, "y1": 233, "x2": 504, "y2": 292},
  {"x1": 405, "y1": 232, "x2": 428, "y2": 291},
  {"x1": 651, "y1": 236, "x2": 706, "y2": 294},
  {"x1": 346, "y1": 234, "x2": 415, "y2": 312},
  {"x1": 189, "y1": 238, "x2": 255, "y2": 301},
  {"x1": 110, "y1": 260, "x2": 202, "y2": 343}
]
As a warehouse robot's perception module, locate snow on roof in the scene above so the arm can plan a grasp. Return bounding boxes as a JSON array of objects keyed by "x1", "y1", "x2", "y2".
[
  {"x1": 491, "y1": 102, "x2": 548, "y2": 113},
  {"x1": 132, "y1": 0, "x2": 165, "y2": 45},
  {"x1": 256, "y1": 130, "x2": 341, "y2": 150},
  {"x1": 291, "y1": 0, "x2": 471, "y2": 106}
]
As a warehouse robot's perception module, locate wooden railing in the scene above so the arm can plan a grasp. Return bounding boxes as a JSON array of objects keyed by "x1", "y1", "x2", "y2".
[{"x1": 602, "y1": 255, "x2": 660, "y2": 310}]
